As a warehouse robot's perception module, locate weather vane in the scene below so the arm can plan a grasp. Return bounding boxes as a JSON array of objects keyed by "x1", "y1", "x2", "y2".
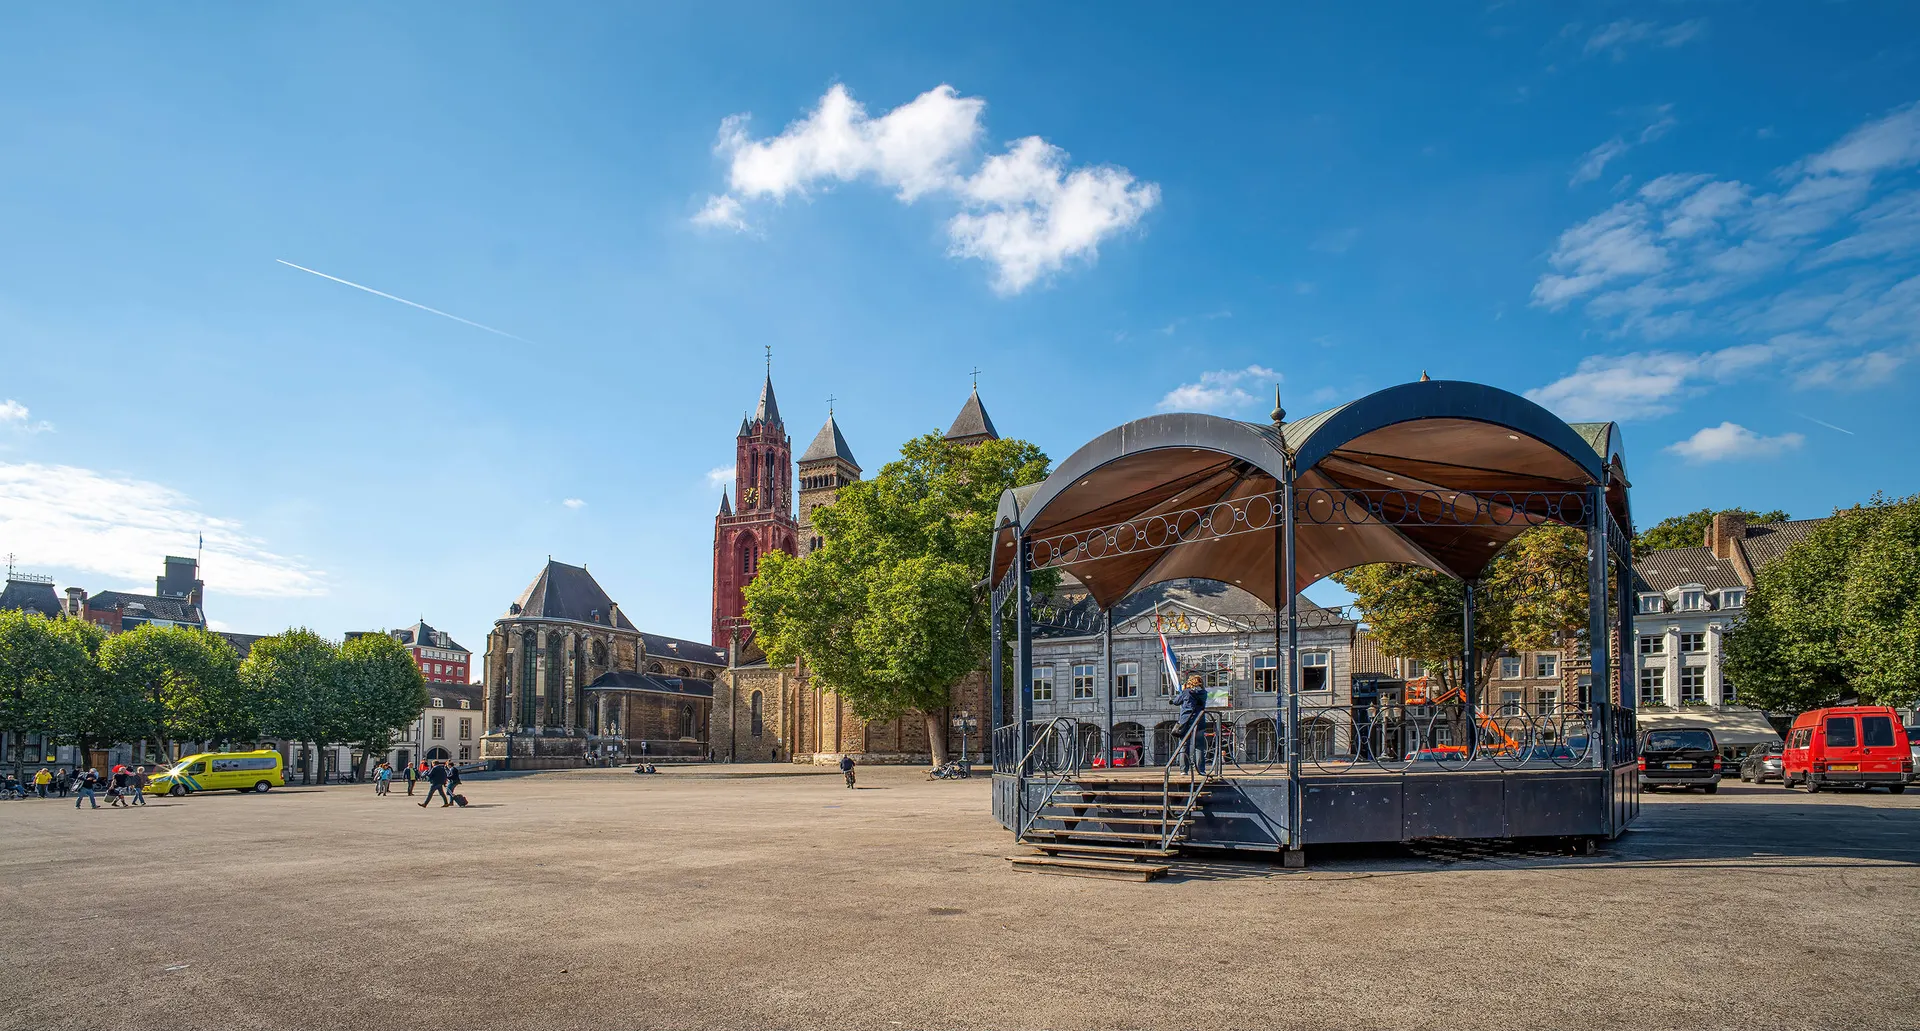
[{"x1": 765, "y1": 344, "x2": 772, "y2": 374}]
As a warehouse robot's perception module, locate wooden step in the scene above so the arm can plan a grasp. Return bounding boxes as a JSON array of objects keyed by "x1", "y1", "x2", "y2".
[
  {"x1": 1009, "y1": 856, "x2": 1169, "y2": 881},
  {"x1": 1055, "y1": 790, "x2": 1210, "y2": 803},
  {"x1": 1042, "y1": 799, "x2": 1200, "y2": 812},
  {"x1": 1026, "y1": 842, "x2": 1176, "y2": 859},
  {"x1": 1036, "y1": 812, "x2": 1189, "y2": 826},
  {"x1": 1024, "y1": 828, "x2": 1184, "y2": 843}
]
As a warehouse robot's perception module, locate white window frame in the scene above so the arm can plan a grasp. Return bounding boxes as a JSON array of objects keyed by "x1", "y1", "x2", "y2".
[
  {"x1": 1639, "y1": 666, "x2": 1665, "y2": 707},
  {"x1": 1680, "y1": 589, "x2": 1704, "y2": 611},
  {"x1": 1115, "y1": 661, "x2": 1139, "y2": 699},
  {"x1": 1639, "y1": 635, "x2": 1664, "y2": 656},
  {"x1": 1535, "y1": 688, "x2": 1559, "y2": 715},
  {"x1": 1720, "y1": 589, "x2": 1745, "y2": 609},
  {"x1": 1499, "y1": 655, "x2": 1522, "y2": 679},
  {"x1": 1639, "y1": 594, "x2": 1663, "y2": 614},
  {"x1": 1071, "y1": 663, "x2": 1096, "y2": 700},
  {"x1": 1500, "y1": 689, "x2": 1523, "y2": 715},
  {"x1": 1534, "y1": 653, "x2": 1558, "y2": 679},
  {"x1": 1252, "y1": 654, "x2": 1277, "y2": 693},
  {"x1": 1300, "y1": 651, "x2": 1331, "y2": 693},
  {"x1": 1678, "y1": 665, "x2": 1707, "y2": 704},
  {"x1": 1679, "y1": 632, "x2": 1706, "y2": 654},
  {"x1": 1032, "y1": 667, "x2": 1054, "y2": 702}
]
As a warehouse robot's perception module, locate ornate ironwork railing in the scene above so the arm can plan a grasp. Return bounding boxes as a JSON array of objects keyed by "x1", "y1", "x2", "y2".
[{"x1": 1024, "y1": 488, "x2": 1598, "y2": 574}]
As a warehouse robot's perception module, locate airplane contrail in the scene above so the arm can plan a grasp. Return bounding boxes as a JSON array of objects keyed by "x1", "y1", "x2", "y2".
[
  {"x1": 275, "y1": 259, "x2": 533, "y2": 343},
  {"x1": 1796, "y1": 413, "x2": 1855, "y2": 435}
]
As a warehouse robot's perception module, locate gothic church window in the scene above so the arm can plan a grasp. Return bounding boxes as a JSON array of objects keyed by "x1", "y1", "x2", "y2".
[
  {"x1": 750, "y1": 691, "x2": 764, "y2": 737},
  {"x1": 592, "y1": 640, "x2": 608, "y2": 666},
  {"x1": 519, "y1": 633, "x2": 538, "y2": 728}
]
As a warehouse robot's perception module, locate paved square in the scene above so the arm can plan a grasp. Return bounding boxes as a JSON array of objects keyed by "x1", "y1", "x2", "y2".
[{"x1": 2, "y1": 767, "x2": 1915, "y2": 1030}]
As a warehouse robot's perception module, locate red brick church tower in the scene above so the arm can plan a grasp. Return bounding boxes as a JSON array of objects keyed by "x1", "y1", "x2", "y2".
[{"x1": 712, "y1": 371, "x2": 799, "y2": 647}]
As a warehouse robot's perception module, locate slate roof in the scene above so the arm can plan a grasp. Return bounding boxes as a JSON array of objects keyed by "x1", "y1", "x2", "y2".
[
  {"x1": 752, "y1": 374, "x2": 782, "y2": 429},
  {"x1": 585, "y1": 670, "x2": 716, "y2": 698},
  {"x1": 393, "y1": 619, "x2": 468, "y2": 654},
  {"x1": 0, "y1": 576, "x2": 62, "y2": 618},
  {"x1": 87, "y1": 590, "x2": 205, "y2": 625},
  {"x1": 426, "y1": 683, "x2": 484, "y2": 708},
  {"x1": 1739, "y1": 518, "x2": 1825, "y2": 571},
  {"x1": 945, "y1": 388, "x2": 998, "y2": 442},
  {"x1": 1632, "y1": 546, "x2": 1745, "y2": 593},
  {"x1": 506, "y1": 561, "x2": 638, "y2": 629},
  {"x1": 640, "y1": 632, "x2": 728, "y2": 667},
  {"x1": 216, "y1": 632, "x2": 267, "y2": 658},
  {"x1": 799, "y1": 413, "x2": 860, "y2": 468}
]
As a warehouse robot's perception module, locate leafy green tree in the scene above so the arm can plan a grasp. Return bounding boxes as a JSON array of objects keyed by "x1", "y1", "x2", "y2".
[
  {"x1": 745, "y1": 432, "x2": 1050, "y2": 763},
  {"x1": 1634, "y1": 507, "x2": 1788, "y2": 557},
  {"x1": 0, "y1": 612, "x2": 101, "y2": 774},
  {"x1": 336, "y1": 632, "x2": 429, "y2": 774},
  {"x1": 99, "y1": 625, "x2": 244, "y2": 761},
  {"x1": 31, "y1": 617, "x2": 145, "y2": 770},
  {"x1": 243, "y1": 629, "x2": 343, "y2": 784},
  {"x1": 1725, "y1": 493, "x2": 1920, "y2": 712}
]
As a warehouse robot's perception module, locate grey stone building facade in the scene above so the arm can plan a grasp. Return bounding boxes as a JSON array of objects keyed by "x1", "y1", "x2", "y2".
[{"x1": 1029, "y1": 579, "x2": 1359, "y2": 764}]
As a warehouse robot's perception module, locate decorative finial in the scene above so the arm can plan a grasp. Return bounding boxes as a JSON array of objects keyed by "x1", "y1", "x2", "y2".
[
  {"x1": 970, "y1": 366, "x2": 981, "y2": 390},
  {"x1": 827, "y1": 393, "x2": 836, "y2": 416},
  {"x1": 765, "y1": 344, "x2": 772, "y2": 375},
  {"x1": 1419, "y1": 370, "x2": 1431, "y2": 382},
  {"x1": 1270, "y1": 383, "x2": 1286, "y2": 427}
]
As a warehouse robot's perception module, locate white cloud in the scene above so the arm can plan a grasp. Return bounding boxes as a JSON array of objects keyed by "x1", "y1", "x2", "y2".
[
  {"x1": 1157, "y1": 366, "x2": 1279, "y2": 414},
  {"x1": 1569, "y1": 107, "x2": 1677, "y2": 187},
  {"x1": 1531, "y1": 100, "x2": 1920, "y2": 414},
  {"x1": 692, "y1": 194, "x2": 748, "y2": 231},
  {"x1": 0, "y1": 462, "x2": 325, "y2": 597},
  {"x1": 706, "y1": 465, "x2": 735, "y2": 490},
  {"x1": 1584, "y1": 19, "x2": 1706, "y2": 58},
  {"x1": 562, "y1": 498, "x2": 586, "y2": 510},
  {"x1": 0, "y1": 399, "x2": 53, "y2": 435},
  {"x1": 1666, "y1": 423, "x2": 1805, "y2": 462},
  {"x1": 696, "y1": 83, "x2": 1158, "y2": 293}
]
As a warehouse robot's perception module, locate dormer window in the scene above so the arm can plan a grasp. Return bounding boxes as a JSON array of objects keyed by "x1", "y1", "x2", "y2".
[
  {"x1": 431, "y1": 697, "x2": 445, "y2": 708},
  {"x1": 1639, "y1": 594, "x2": 1663, "y2": 614},
  {"x1": 1720, "y1": 589, "x2": 1745, "y2": 609},
  {"x1": 1680, "y1": 590, "x2": 1704, "y2": 611}
]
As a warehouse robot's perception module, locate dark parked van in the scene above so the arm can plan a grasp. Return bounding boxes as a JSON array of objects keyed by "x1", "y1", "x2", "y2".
[
  {"x1": 1782, "y1": 707, "x2": 1912, "y2": 793},
  {"x1": 1638, "y1": 726, "x2": 1720, "y2": 793}
]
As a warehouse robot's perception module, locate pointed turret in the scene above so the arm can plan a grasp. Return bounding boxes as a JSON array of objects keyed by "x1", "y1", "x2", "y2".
[
  {"x1": 944, "y1": 387, "x2": 999, "y2": 446},
  {"x1": 718, "y1": 489, "x2": 732, "y2": 516},
  {"x1": 752, "y1": 374, "x2": 782, "y2": 429},
  {"x1": 799, "y1": 412, "x2": 860, "y2": 470}
]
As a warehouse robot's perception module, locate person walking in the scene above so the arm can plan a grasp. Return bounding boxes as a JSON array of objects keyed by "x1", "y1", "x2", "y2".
[
  {"x1": 34, "y1": 767, "x2": 52, "y2": 799},
  {"x1": 404, "y1": 761, "x2": 418, "y2": 796},
  {"x1": 1174, "y1": 673, "x2": 1211, "y2": 776},
  {"x1": 373, "y1": 762, "x2": 391, "y2": 796},
  {"x1": 445, "y1": 762, "x2": 463, "y2": 805},
  {"x1": 106, "y1": 766, "x2": 130, "y2": 807},
  {"x1": 130, "y1": 765, "x2": 150, "y2": 806},
  {"x1": 419, "y1": 760, "x2": 451, "y2": 808},
  {"x1": 55, "y1": 769, "x2": 71, "y2": 798},
  {"x1": 74, "y1": 768, "x2": 101, "y2": 809},
  {"x1": 839, "y1": 754, "x2": 856, "y2": 790}
]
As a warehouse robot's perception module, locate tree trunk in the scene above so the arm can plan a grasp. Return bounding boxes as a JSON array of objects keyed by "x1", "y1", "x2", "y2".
[{"x1": 923, "y1": 711, "x2": 951, "y2": 766}]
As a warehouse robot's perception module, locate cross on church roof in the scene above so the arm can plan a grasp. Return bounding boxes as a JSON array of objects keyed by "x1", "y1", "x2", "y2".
[
  {"x1": 971, "y1": 366, "x2": 980, "y2": 389},
  {"x1": 827, "y1": 393, "x2": 836, "y2": 415}
]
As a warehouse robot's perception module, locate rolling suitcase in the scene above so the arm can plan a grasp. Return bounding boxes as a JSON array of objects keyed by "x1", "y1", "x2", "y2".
[{"x1": 452, "y1": 793, "x2": 469, "y2": 807}]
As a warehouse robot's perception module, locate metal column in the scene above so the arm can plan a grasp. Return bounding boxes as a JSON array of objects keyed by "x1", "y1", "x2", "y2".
[
  {"x1": 1586, "y1": 485, "x2": 1613, "y2": 773},
  {"x1": 989, "y1": 577, "x2": 1004, "y2": 741},
  {"x1": 1462, "y1": 581, "x2": 1477, "y2": 760},
  {"x1": 1282, "y1": 470, "x2": 1302, "y2": 854},
  {"x1": 1102, "y1": 610, "x2": 1115, "y2": 766},
  {"x1": 1015, "y1": 536, "x2": 1033, "y2": 767}
]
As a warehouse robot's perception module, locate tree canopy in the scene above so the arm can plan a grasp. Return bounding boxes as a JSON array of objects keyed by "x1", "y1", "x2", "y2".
[
  {"x1": 100, "y1": 625, "x2": 244, "y2": 757},
  {"x1": 744, "y1": 432, "x2": 1049, "y2": 761},
  {"x1": 1334, "y1": 524, "x2": 1596, "y2": 693},
  {"x1": 1724, "y1": 493, "x2": 1920, "y2": 712},
  {"x1": 1634, "y1": 507, "x2": 1789, "y2": 557}
]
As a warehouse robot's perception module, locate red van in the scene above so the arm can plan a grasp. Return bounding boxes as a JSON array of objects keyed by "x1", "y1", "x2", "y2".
[{"x1": 1781, "y1": 706, "x2": 1912, "y2": 793}]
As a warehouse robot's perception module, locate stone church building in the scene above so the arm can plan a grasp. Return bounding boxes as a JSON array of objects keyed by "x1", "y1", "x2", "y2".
[
  {"x1": 709, "y1": 376, "x2": 998, "y2": 764},
  {"x1": 479, "y1": 560, "x2": 728, "y2": 769}
]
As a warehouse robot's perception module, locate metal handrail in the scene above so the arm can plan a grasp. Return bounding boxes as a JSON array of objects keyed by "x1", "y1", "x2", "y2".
[
  {"x1": 1016, "y1": 717, "x2": 1083, "y2": 841},
  {"x1": 1158, "y1": 711, "x2": 1222, "y2": 851}
]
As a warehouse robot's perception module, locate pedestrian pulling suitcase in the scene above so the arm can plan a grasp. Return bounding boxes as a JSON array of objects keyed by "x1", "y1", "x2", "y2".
[{"x1": 452, "y1": 793, "x2": 468, "y2": 807}]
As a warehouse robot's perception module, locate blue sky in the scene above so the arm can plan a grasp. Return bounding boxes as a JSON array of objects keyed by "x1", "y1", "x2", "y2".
[{"x1": 3, "y1": 3, "x2": 1917, "y2": 662}]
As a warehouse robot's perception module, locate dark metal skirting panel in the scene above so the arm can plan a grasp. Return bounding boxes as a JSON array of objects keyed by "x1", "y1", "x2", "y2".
[
  {"x1": 1298, "y1": 768, "x2": 1629, "y2": 844},
  {"x1": 1300, "y1": 778, "x2": 1401, "y2": 844},
  {"x1": 991, "y1": 773, "x2": 1018, "y2": 831}
]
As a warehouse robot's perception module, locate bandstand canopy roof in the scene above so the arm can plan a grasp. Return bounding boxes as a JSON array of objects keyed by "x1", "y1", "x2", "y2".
[{"x1": 991, "y1": 380, "x2": 1630, "y2": 611}]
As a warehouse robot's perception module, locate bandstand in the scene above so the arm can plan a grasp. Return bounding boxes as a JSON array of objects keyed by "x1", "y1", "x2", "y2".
[{"x1": 986, "y1": 379, "x2": 1640, "y2": 878}]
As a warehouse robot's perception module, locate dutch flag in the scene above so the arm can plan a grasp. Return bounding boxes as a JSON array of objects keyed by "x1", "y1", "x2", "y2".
[{"x1": 1159, "y1": 624, "x2": 1180, "y2": 688}]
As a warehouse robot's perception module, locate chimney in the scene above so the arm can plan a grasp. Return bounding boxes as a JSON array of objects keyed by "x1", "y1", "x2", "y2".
[
  {"x1": 608, "y1": 601, "x2": 620, "y2": 627},
  {"x1": 64, "y1": 587, "x2": 87, "y2": 617},
  {"x1": 1708, "y1": 511, "x2": 1747, "y2": 560}
]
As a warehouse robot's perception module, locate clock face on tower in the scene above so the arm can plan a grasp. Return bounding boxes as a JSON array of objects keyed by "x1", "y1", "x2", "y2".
[{"x1": 742, "y1": 487, "x2": 760, "y2": 506}]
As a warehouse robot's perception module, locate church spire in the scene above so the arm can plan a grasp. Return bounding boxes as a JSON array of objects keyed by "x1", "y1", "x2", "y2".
[
  {"x1": 753, "y1": 373, "x2": 782, "y2": 429},
  {"x1": 718, "y1": 488, "x2": 732, "y2": 516}
]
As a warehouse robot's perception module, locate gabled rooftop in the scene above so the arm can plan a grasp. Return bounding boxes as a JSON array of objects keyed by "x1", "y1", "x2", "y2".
[
  {"x1": 799, "y1": 412, "x2": 859, "y2": 468},
  {"x1": 945, "y1": 388, "x2": 998, "y2": 443}
]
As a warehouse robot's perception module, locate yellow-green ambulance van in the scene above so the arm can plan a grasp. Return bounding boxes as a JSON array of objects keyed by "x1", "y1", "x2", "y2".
[{"x1": 147, "y1": 750, "x2": 285, "y2": 795}]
